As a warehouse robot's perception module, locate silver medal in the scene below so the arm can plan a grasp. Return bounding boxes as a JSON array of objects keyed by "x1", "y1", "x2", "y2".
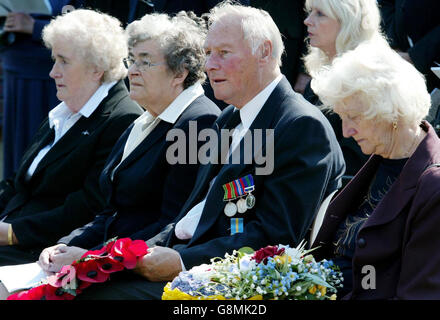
[
  {"x1": 224, "y1": 201, "x2": 237, "y2": 217},
  {"x1": 236, "y1": 198, "x2": 248, "y2": 213},
  {"x1": 246, "y1": 193, "x2": 256, "y2": 209}
]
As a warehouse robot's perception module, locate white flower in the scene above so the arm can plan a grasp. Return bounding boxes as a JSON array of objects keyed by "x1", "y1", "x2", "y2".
[
  {"x1": 239, "y1": 255, "x2": 256, "y2": 271},
  {"x1": 284, "y1": 247, "x2": 302, "y2": 265}
]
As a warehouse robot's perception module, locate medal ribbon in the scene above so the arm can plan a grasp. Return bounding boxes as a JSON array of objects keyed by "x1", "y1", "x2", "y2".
[{"x1": 223, "y1": 174, "x2": 255, "y2": 201}]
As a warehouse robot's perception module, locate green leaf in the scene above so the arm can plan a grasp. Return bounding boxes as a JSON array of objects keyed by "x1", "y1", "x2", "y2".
[
  {"x1": 303, "y1": 274, "x2": 334, "y2": 289},
  {"x1": 62, "y1": 288, "x2": 77, "y2": 296},
  {"x1": 238, "y1": 247, "x2": 254, "y2": 255}
]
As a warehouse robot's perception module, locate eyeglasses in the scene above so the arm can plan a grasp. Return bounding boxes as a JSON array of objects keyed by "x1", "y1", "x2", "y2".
[{"x1": 123, "y1": 57, "x2": 165, "y2": 71}]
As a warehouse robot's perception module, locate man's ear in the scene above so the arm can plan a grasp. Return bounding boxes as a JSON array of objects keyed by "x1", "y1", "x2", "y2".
[
  {"x1": 173, "y1": 69, "x2": 189, "y2": 87},
  {"x1": 259, "y1": 40, "x2": 273, "y2": 64}
]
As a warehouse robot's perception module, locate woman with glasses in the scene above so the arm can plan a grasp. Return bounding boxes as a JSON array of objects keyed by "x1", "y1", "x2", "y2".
[{"x1": 33, "y1": 11, "x2": 221, "y2": 277}]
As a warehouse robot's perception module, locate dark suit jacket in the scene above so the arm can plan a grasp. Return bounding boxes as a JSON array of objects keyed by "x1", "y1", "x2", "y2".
[
  {"x1": 147, "y1": 76, "x2": 345, "y2": 269},
  {"x1": 59, "y1": 94, "x2": 220, "y2": 249},
  {"x1": 313, "y1": 121, "x2": 440, "y2": 299},
  {"x1": 379, "y1": 0, "x2": 440, "y2": 90},
  {"x1": 0, "y1": 80, "x2": 143, "y2": 248}
]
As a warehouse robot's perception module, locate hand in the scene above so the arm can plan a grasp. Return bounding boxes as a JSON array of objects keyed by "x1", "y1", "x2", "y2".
[
  {"x1": 4, "y1": 12, "x2": 35, "y2": 34},
  {"x1": 293, "y1": 72, "x2": 311, "y2": 94},
  {"x1": 396, "y1": 50, "x2": 413, "y2": 64},
  {"x1": 134, "y1": 246, "x2": 182, "y2": 282},
  {"x1": 38, "y1": 244, "x2": 87, "y2": 273}
]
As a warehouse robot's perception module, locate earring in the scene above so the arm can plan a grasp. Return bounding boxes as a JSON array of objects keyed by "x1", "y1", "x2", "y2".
[{"x1": 392, "y1": 121, "x2": 397, "y2": 130}]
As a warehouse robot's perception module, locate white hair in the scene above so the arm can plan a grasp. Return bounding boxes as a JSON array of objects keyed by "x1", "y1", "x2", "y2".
[
  {"x1": 43, "y1": 9, "x2": 127, "y2": 83},
  {"x1": 304, "y1": 0, "x2": 383, "y2": 76},
  {"x1": 311, "y1": 41, "x2": 431, "y2": 126},
  {"x1": 207, "y1": 0, "x2": 284, "y2": 67},
  {"x1": 125, "y1": 12, "x2": 207, "y2": 88}
]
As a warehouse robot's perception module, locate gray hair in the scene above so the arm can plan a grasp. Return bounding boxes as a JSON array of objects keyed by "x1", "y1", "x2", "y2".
[
  {"x1": 42, "y1": 9, "x2": 127, "y2": 83},
  {"x1": 311, "y1": 41, "x2": 431, "y2": 126},
  {"x1": 126, "y1": 12, "x2": 207, "y2": 89},
  {"x1": 206, "y1": 0, "x2": 284, "y2": 67},
  {"x1": 304, "y1": 0, "x2": 383, "y2": 76}
]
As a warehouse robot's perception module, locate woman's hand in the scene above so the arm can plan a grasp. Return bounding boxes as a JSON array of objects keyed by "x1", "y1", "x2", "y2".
[
  {"x1": 4, "y1": 12, "x2": 35, "y2": 34},
  {"x1": 38, "y1": 244, "x2": 87, "y2": 273}
]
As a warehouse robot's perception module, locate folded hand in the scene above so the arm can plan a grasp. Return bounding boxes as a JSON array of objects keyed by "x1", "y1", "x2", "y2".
[{"x1": 134, "y1": 246, "x2": 182, "y2": 282}]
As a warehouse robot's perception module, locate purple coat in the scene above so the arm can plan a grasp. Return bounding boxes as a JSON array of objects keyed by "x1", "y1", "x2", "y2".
[{"x1": 313, "y1": 121, "x2": 440, "y2": 299}]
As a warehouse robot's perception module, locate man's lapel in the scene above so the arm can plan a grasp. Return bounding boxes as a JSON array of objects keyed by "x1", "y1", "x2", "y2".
[{"x1": 189, "y1": 77, "x2": 288, "y2": 243}]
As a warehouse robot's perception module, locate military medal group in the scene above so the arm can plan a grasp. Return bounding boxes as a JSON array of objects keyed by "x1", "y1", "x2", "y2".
[{"x1": 222, "y1": 174, "x2": 256, "y2": 235}]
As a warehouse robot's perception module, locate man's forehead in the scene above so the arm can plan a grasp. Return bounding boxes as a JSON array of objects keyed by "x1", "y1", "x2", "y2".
[{"x1": 205, "y1": 20, "x2": 244, "y2": 47}]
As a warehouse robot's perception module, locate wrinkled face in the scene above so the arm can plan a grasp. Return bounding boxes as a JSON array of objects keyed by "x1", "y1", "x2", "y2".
[
  {"x1": 204, "y1": 18, "x2": 261, "y2": 108},
  {"x1": 334, "y1": 95, "x2": 393, "y2": 157},
  {"x1": 127, "y1": 39, "x2": 176, "y2": 114},
  {"x1": 49, "y1": 39, "x2": 100, "y2": 112},
  {"x1": 304, "y1": 6, "x2": 340, "y2": 57}
]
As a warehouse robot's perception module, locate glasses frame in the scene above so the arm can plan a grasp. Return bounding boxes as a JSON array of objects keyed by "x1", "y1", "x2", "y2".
[{"x1": 123, "y1": 57, "x2": 165, "y2": 71}]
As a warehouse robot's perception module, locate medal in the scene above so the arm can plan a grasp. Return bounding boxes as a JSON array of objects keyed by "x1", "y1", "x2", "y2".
[
  {"x1": 246, "y1": 193, "x2": 256, "y2": 209},
  {"x1": 236, "y1": 198, "x2": 247, "y2": 213},
  {"x1": 222, "y1": 174, "x2": 256, "y2": 217},
  {"x1": 224, "y1": 201, "x2": 237, "y2": 217}
]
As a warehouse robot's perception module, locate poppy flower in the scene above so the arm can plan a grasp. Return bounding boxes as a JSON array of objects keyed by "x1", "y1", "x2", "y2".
[
  {"x1": 109, "y1": 238, "x2": 149, "y2": 269},
  {"x1": 47, "y1": 265, "x2": 77, "y2": 288},
  {"x1": 44, "y1": 285, "x2": 75, "y2": 300},
  {"x1": 96, "y1": 256, "x2": 125, "y2": 274},
  {"x1": 76, "y1": 259, "x2": 110, "y2": 283},
  {"x1": 7, "y1": 285, "x2": 46, "y2": 300}
]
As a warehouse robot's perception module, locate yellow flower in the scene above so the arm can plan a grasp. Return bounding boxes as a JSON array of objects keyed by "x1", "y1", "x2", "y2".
[
  {"x1": 318, "y1": 285, "x2": 327, "y2": 296},
  {"x1": 308, "y1": 285, "x2": 317, "y2": 295},
  {"x1": 274, "y1": 255, "x2": 292, "y2": 266},
  {"x1": 330, "y1": 294, "x2": 337, "y2": 300}
]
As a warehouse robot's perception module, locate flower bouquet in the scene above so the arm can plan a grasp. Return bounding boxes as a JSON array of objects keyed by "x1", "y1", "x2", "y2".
[
  {"x1": 7, "y1": 238, "x2": 148, "y2": 300},
  {"x1": 162, "y1": 241, "x2": 343, "y2": 300}
]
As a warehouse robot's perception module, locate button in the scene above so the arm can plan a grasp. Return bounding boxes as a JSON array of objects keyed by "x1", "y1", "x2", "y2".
[{"x1": 357, "y1": 238, "x2": 366, "y2": 248}]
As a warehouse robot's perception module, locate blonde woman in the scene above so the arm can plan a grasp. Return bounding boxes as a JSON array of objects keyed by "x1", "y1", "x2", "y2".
[{"x1": 302, "y1": 0, "x2": 385, "y2": 179}]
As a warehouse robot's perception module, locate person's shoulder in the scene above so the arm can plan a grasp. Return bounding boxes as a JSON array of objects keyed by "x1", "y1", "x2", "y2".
[
  {"x1": 175, "y1": 95, "x2": 221, "y2": 127},
  {"x1": 185, "y1": 94, "x2": 222, "y2": 118}
]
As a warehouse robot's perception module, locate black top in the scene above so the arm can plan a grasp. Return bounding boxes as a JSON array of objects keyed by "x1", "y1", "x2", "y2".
[{"x1": 331, "y1": 157, "x2": 408, "y2": 296}]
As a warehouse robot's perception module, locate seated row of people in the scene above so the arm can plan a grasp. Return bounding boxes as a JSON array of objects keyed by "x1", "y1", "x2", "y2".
[{"x1": 0, "y1": 1, "x2": 439, "y2": 300}]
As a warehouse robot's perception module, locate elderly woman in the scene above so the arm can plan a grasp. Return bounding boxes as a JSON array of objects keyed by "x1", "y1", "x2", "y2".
[
  {"x1": 0, "y1": 9, "x2": 142, "y2": 266},
  {"x1": 302, "y1": 0, "x2": 385, "y2": 180},
  {"x1": 310, "y1": 41, "x2": 440, "y2": 299},
  {"x1": 31, "y1": 12, "x2": 220, "y2": 279}
]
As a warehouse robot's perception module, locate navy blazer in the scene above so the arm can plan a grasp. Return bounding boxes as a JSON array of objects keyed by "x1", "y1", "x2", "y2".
[
  {"x1": 0, "y1": 80, "x2": 143, "y2": 248},
  {"x1": 313, "y1": 121, "x2": 440, "y2": 299},
  {"x1": 59, "y1": 94, "x2": 220, "y2": 249},
  {"x1": 147, "y1": 76, "x2": 345, "y2": 269}
]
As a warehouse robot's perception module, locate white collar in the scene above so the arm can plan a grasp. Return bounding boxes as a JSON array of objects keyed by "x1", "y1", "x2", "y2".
[
  {"x1": 158, "y1": 82, "x2": 204, "y2": 124},
  {"x1": 236, "y1": 74, "x2": 283, "y2": 129},
  {"x1": 133, "y1": 82, "x2": 204, "y2": 128},
  {"x1": 48, "y1": 81, "x2": 117, "y2": 128}
]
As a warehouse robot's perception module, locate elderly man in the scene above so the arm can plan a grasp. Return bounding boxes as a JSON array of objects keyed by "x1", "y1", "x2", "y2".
[{"x1": 75, "y1": 2, "x2": 345, "y2": 300}]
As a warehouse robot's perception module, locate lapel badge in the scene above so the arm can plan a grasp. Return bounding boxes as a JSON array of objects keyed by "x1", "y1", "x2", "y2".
[{"x1": 81, "y1": 130, "x2": 90, "y2": 136}]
